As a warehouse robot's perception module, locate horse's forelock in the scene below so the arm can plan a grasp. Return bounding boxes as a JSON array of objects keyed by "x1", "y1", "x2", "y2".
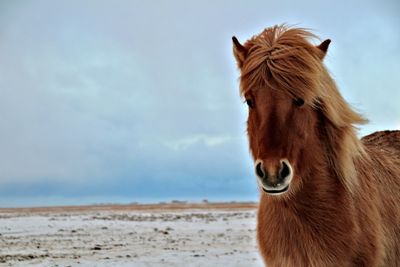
[{"x1": 239, "y1": 25, "x2": 322, "y2": 104}]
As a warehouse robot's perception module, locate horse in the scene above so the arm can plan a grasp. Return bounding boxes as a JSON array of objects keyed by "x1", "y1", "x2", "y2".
[{"x1": 232, "y1": 25, "x2": 400, "y2": 267}]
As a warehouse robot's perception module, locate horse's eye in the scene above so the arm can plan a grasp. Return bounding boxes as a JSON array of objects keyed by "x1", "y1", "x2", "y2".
[
  {"x1": 246, "y1": 99, "x2": 254, "y2": 109},
  {"x1": 294, "y1": 98, "x2": 305, "y2": 107}
]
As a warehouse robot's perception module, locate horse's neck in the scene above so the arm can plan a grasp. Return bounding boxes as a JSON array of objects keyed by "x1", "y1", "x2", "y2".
[
  {"x1": 259, "y1": 166, "x2": 353, "y2": 240},
  {"x1": 257, "y1": 164, "x2": 358, "y2": 267},
  {"x1": 259, "y1": 138, "x2": 352, "y2": 223},
  {"x1": 317, "y1": 112, "x2": 364, "y2": 194}
]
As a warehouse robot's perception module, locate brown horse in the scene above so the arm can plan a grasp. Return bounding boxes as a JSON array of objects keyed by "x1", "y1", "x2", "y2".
[{"x1": 232, "y1": 25, "x2": 400, "y2": 267}]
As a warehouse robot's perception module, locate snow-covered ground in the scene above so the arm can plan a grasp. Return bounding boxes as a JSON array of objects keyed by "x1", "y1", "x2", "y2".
[{"x1": 0, "y1": 205, "x2": 263, "y2": 267}]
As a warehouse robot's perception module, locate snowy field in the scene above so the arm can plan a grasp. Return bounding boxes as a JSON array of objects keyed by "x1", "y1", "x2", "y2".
[{"x1": 0, "y1": 203, "x2": 263, "y2": 267}]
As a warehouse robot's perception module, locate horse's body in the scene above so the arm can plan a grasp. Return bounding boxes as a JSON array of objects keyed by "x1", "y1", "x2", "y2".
[{"x1": 232, "y1": 25, "x2": 400, "y2": 267}]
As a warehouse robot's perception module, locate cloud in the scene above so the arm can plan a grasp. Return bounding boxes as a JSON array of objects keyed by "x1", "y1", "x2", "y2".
[{"x1": 162, "y1": 134, "x2": 239, "y2": 151}]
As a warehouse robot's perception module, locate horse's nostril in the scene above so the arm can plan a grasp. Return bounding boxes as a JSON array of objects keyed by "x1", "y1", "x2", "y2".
[
  {"x1": 256, "y1": 162, "x2": 265, "y2": 178},
  {"x1": 279, "y1": 160, "x2": 291, "y2": 180}
]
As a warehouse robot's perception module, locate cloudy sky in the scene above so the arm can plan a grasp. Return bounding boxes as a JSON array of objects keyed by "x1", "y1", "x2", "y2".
[{"x1": 0, "y1": 0, "x2": 399, "y2": 207}]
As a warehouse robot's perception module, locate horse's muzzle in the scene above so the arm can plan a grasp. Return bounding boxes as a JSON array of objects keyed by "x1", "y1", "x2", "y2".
[{"x1": 255, "y1": 159, "x2": 293, "y2": 196}]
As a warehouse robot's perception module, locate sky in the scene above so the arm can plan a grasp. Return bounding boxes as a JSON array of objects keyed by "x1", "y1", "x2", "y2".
[{"x1": 0, "y1": 0, "x2": 399, "y2": 207}]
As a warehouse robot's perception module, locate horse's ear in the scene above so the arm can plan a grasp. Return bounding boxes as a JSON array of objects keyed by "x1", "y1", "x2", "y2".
[
  {"x1": 316, "y1": 39, "x2": 331, "y2": 60},
  {"x1": 232, "y1": 36, "x2": 247, "y2": 68}
]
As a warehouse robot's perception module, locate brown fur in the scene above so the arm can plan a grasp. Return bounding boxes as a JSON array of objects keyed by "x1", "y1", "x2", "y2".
[{"x1": 232, "y1": 25, "x2": 400, "y2": 266}]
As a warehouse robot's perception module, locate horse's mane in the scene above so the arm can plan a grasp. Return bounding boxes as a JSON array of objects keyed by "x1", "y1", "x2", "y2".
[{"x1": 238, "y1": 25, "x2": 368, "y2": 193}]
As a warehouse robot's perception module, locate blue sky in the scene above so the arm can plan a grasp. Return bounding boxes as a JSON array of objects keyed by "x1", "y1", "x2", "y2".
[{"x1": 0, "y1": 0, "x2": 399, "y2": 207}]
